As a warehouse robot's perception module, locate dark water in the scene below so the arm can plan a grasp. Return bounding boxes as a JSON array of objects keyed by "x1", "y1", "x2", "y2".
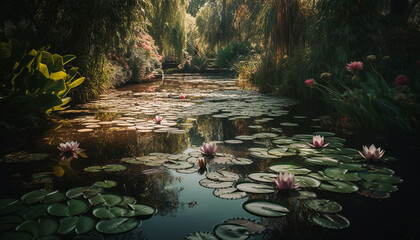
[{"x1": 0, "y1": 73, "x2": 419, "y2": 240}]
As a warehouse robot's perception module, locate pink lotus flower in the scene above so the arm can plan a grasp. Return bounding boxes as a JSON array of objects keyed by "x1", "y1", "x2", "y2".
[
  {"x1": 395, "y1": 74, "x2": 409, "y2": 85},
  {"x1": 307, "y1": 135, "x2": 329, "y2": 148},
  {"x1": 358, "y1": 144, "x2": 385, "y2": 160},
  {"x1": 346, "y1": 61, "x2": 363, "y2": 72},
  {"x1": 58, "y1": 141, "x2": 83, "y2": 160},
  {"x1": 198, "y1": 158, "x2": 206, "y2": 169},
  {"x1": 200, "y1": 142, "x2": 217, "y2": 156},
  {"x1": 134, "y1": 102, "x2": 140, "y2": 106},
  {"x1": 273, "y1": 172, "x2": 301, "y2": 190},
  {"x1": 305, "y1": 78, "x2": 316, "y2": 87},
  {"x1": 154, "y1": 115, "x2": 163, "y2": 124},
  {"x1": 180, "y1": 95, "x2": 185, "y2": 99}
]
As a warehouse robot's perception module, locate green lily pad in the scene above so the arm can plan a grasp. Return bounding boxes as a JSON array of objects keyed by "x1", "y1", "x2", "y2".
[
  {"x1": 0, "y1": 216, "x2": 24, "y2": 231},
  {"x1": 248, "y1": 151, "x2": 278, "y2": 159},
  {"x1": 360, "y1": 181, "x2": 398, "y2": 192},
  {"x1": 280, "y1": 122, "x2": 298, "y2": 127},
  {"x1": 335, "y1": 148, "x2": 359, "y2": 155},
  {"x1": 95, "y1": 218, "x2": 140, "y2": 234},
  {"x1": 88, "y1": 193, "x2": 123, "y2": 207},
  {"x1": 83, "y1": 188, "x2": 104, "y2": 199},
  {"x1": 337, "y1": 163, "x2": 366, "y2": 171},
  {"x1": 267, "y1": 148, "x2": 296, "y2": 157},
  {"x1": 213, "y1": 188, "x2": 247, "y2": 200},
  {"x1": 199, "y1": 179, "x2": 234, "y2": 189},
  {"x1": 16, "y1": 218, "x2": 59, "y2": 238},
  {"x1": 66, "y1": 187, "x2": 87, "y2": 199},
  {"x1": 213, "y1": 224, "x2": 249, "y2": 240},
  {"x1": 102, "y1": 164, "x2": 127, "y2": 172},
  {"x1": 119, "y1": 196, "x2": 137, "y2": 208},
  {"x1": 235, "y1": 135, "x2": 256, "y2": 141},
  {"x1": 319, "y1": 181, "x2": 358, "y2": 193},
  {"x1": 57, "y1": 216, "x2": 95, "y2": 234},
  {"x1": 313, "y1": 131, "x2": 335, "y2": 137},
  {"x1": 163, "y1": 160, "x2": 194, "y2": 169},
  {"x1": 305, "y1": 199, "x2": 342, "y2": 213},
  {"x1": 185, "y1": 232, "x2": 218, "y2": 240},
  {"x1": 18, "y1": 204, "x2": 49, "y2": 220},
  {"x1": 294, "y1": 176, "x2": 321, "y2": 188},
  {"x1": 291, "y1": 190, "x2": 317, "y2": 199},
  {"x1": 83, "y1": 166, "x2": 102, "y2": 173},
  {"x1": 271, "y1": 138, "x2": 296, "y2": 145},
  {"x1": 323, "y1": 168, "x2": 361, "y2": 181},
  {"x1": 247, "y1": 172, "x2": 277, "y2": 183},
  {"x1": 223, "y1": 218, "x2": 266, "y2": 235},
  {"x1": 21, "y1": 189, "x2": 51, "y2": 204},
  {"x1": 327, "y1": 137, "x2": 346, "y2": 142},
  {"x1": 252, "y1": 133, "x2": 278, "y2": 139},
  {"x1": 93, "y1": 206, "x2": 128, "y2": 219},
  {"x1": 231, "y1": 158, "x2": 253, "y2": 165},
  {"x1": 358, "y1": 188, "x2": 390, "y2": 199},
  {"x1": 358, "y1": 172, "x2": 402, "y2": 184},
  {"x1": 308, "y1": 172, "x2": 334, "y2": 181},
  {"x1": 325, "y1": 155, "x2": 354, "y2": 163},
  {"x1": 364, "y1": 165, "x2": 395, "y2": 175},
  {"x1": 0, "y1": 231, "x2": 32, "y2": 240},
  {"x1": 309, "y1": 213, "x2": 350, "y2": 229},
  {"x1": 242, "y1": 199, "x2": 288, "y2": 217},
  {"x1": 293, "y1": 134, "x2": 313, "y2": 140},
  {"x1": 269, "y1": 163, "x2": 311, "y2": 175},
  {"x1": 235, "y1": 182, "x2": 274, "y2": 194},
  {"x1": 47, "y1": 199, "x2": 89, "y2": 217},
  {"x1": 44, "y1": 191, "x2": 66, "y2": 203},
  {"x1": 123, "y1": 203, "x2": 156, "y2": 217},
  {"x1": 224, "y1": 140, "x2": 243, "y2": 144},
  {"x1": 0, "y1": 199, "x2": 27, "y2": 215},
  {"x1": 206, "y1": 170, "x2": 240, "y2": 182},
  {"x1": 95, "y1": 180, "x2": 118, "y2": 188},
  {"x1": 304, "y1": 157, "x2": 338, "y2": 166}
]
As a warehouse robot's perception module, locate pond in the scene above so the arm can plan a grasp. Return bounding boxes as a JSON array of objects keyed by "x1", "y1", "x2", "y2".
[{"x1": 0, "y1": 72, "x2": 418, "y2": 240}]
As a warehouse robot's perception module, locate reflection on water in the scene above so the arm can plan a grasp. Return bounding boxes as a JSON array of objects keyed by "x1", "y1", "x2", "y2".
[{"x1": 0, "y1": 73, "x2": 418, "y2": 240}]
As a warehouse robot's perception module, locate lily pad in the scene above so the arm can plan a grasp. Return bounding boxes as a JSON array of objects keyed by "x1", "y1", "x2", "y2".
[
  {"x1": 0, "y1": 199, "x2": 27, "y2": 215},
  {"x1": 123, "y1": 203, "x2": 156, "y2": 217},
  {"x1": 305, "y1": 199, "x2": 342, "y2": 213},
  {"x1": 272, "y1": 138, "x2": 296, "y2": 145},
  {"x1": 267, "y1": 148, "x2": 296, "y2": 157},
  {"x1": 213, "y1": 224, "x2": 249, "y2": 240},
  {"x1": 199, "y1": 179, "x2": 234, "y2": 189},
  {"x1": 247, "y1": 172, "x2": 277, "y2": 183},
  {"x1": 337, "y1": 163, "x2": 366, "y2": 171},
  {"x1": 95, "y1": 180, "x2": 118, "y2": 188},
  {"x1": 88, "y1": 193, "x2": 123, "y2": 207},
  {"x1": 313, "y1": 131, "x2": 335, "y2": 137},
  {"x1": 93, "y1": 206, "x2": 128, "y2": 219},
  {"x1": 57, "y1": 216, "x2": 95, "y2": 234},
  {"x1": 309, "y1": 213, "x2": 350, "y2": 229},
  {"x1": 44, "y1": 191, "x2": 66, "y2": 203},
  {"x1": 18, "y1": 204, "x2": 49, "y2": 220},
  {"x1": 47, "y1": 199, "x2": 89, "y2": 217},
  {"x1": 95, "y1": 218, "x2": 140, "y2": 234},
  {"x1": 102, "y1": 164, "x2": 127, "y2": 172},
  {"x1": 213, "y1": 188, "x2": 247, "y2": 200},
  {"x1": 269, "y1": 163, "x2": 311, "y2": 175},
  {"x1": 231, "y1": 158, "x2": 253, "y2": 165},
  {"x1": 206, "y1": 170, "x2": 240, "y2": 182},
  {"x1": 163, "y1": 160, "x2": 194, "y2": 169},
  {"x1": 323, "y1": 168, "x2": 361, "y2": 181},
  {"x1": 360, "y1": 181, "x2": 398, "y2": 192},
  {"x1": 0, "y1": 231, "x2": 32, "y2": 240},
  {"x1": 319, "y1": 181, "x2": 358, "y2": 193},
  {"x1": 235, "y1": 135, "x2": 256, "y2": 141},
  {"x1": 223, "y1": 218, "x2": 266, "y2": 235},
  {"x1": 16, "y1": 218, "x2": 59, "y2": 238},
  {"x1": 0, "y1": 216, "x2": 24, "y2": 231},
  {"x1": 294, "y1": 176, "x2": 321, "y2": 188},
  {"x1": 83, "y1": 166, "x2": 102, "y2": 173},
  {"x1": 66, "y1": 187, "x2": 88, "y2": 199},
  {"x1": 185, "y1": 232, "x2": 218, "y2": 240},
  {"x1": 21, "y1": 189, "x2": 51, "y2": 204},
  {"x1": 358, "y1": 172, "x2": 402, "y2": 184},
  {"x1": 224, "y1": 140, "x2": 243, "y2": 144},
  {"x1": 242, "y1": 199, "x2": 289, "y2": 217},
  {"x1": 304, "y1": 157, "x2": 338, "y2": 166},
  {"x1": 235, "y1": 182, "x2": 274, "y2": 194},
  {"x1": 358, "y1": 188, "x2": 390, "y2": 199}
]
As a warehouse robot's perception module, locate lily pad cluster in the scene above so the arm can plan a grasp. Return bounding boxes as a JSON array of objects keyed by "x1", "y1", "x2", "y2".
[
  {"x1": 0, "y1": 182, "x2": 156, "y2": 239},
  {"x1": 84, "y1": 164, "x2": 127, "y2": 173}
]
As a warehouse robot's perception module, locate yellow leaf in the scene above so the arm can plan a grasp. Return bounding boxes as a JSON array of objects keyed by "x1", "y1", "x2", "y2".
[{"x1": 53, "y1": 165, "x2": 65, "y2": 177}]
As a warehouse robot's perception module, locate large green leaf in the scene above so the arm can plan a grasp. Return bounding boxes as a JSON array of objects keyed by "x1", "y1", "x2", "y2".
[
  {"x1": 68, "y1": 77, "x2": 85, "y2": 89},
  {"x1": 21, "y1": 189, "x2": 51, "y2": 204},
  {"x1": 88, "y1": 193, "x2": 123, "y2": 206},
  {"x1": 50, "y1": 71, "x2": 67, "y2": 81},
  {"x1": 16, "y1": 218, "x2": 59, "y2": 238},
  {"x1": 235, "y1": 182, "x2": 275, "y2": 194},
  {"x1": 40, "y1": 51, "x2": 54, "y2": 71},
  {"x1": 242, "y1": 199, "x2": 288, "y2": 217},
  {"x1": 305, "y1": 199, "x2": 342, "y2": 213},
  {"x1": 57, "y1": 216, "x2": 94, "y2": 234},
  {"x1": 95, "y1": 218, "x2": 140, "y2": 234},
  {"x1": 213, "y1": 224, "x2": 249, "y2": 240},
  {"x1": 47, "y1": 199, "x2": 89, "y2": 217},
  {"x1": 123, "y1": 203, "x2": 156, "y2": 217},
  {"x1": 52, "y1": 54, "x2": 63, "y2": 72},
  {"x1": 93, "y1": 206, "x2": 128, "y2": 219}
]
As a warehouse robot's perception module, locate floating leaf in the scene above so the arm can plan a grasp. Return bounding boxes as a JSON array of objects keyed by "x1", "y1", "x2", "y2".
[
  {"x1": 304, "y1": 157, "x2": 338, "y2": 166},
  {"x1": 305, "y1": 199, "x2": 342, "y2": 213},
  {"x1": 206, "y1": 170, "x2": 240, "y2": 182},
  {"x1": 47, "y1": 199, "x2": 89, "y2": 217},
  {"x1": 291, "y1": 190, "x2": 317, "y2": 199},
  {"x1": 57, "y1": 216, "x2": 94, "y2": 234},
  {"x1": 231, "y1": 158, "x2": 253, "y2": 165},
  {"x1": 358, "y1": 188, "x2": 390, "y2": 199},
  {"x1": 313, "y1": 131, "x2": 335, "y2": 137},
  {"x1": 185, "y1": 232, "x2": 218, "y2": 240},
  {"x1": 88, "y1": 194, "x2": 123, "y2": 207},
  {"x1": 323, "y1": 168, "x2": 361, "y2": 181},
  {"x1": 272, "y1": 138, "x2": 296, "y2": 145},
  {"x1": 199, "y1": 179, "x2": 234, "y2": 189},
  {"x1": 43, "y1": 191, "x2": 66, "y2": 203},
  {"x1": 224, "y1": 140, "x2": 243, "y2": 144},
  {"x1": 83, "y1": 188, "x2": 103, "y2": 199},
  {"x1": 223, "y1": 218, "x2": 266, "y2": 235},
  {"x1": 95, "y1": 218, "x2": 140, "y2": 234},
  {"x1": 337, "y1": 163, "x2": 366, "y2": 171},
  {"x1": 102, "y1": 164, "x2": 127, "y2": 172},
  {"x1": 309, "y1": 213, "x2": 350, "y2": 229},
  {"x1": 16, "y1": 218, "x2": 59, "y2": 238},
  {"x1": 123, "y1": 203, "x2": 156, "y2": 217},
  {"x1": 93, "y1": 206, "x2": 128, "y2": 219},
  {"x1": 235, "y1": 135, "x2": 256, "y2": 141},
  {"x1": 319, "y1": 181, "x2": 358, "y2": 193},
  {"x1": 235, "y1": 182, "x2": 274, "y2": 194},
  {"x1": 294, "y1": 176, "x2": 321, "y2": 188},
  {"x1": 21, "y1": 189, "x2": 51, "y2": 204},
  {"x1": 18, "y1": 204, "x2": 49, "y2": 220},
  {"x1": 0, "y1": 199, "x2": 27, "y2": 215},
  {"x1": 247, "y1": 172, "x2": 277, "y2": 183},
  {"x1": 83, "y1": 166, "x2": 102, "y2": 173},
  {"x1": 0, "y1": 231, "x2": 32, "y2": 240},
  {"x1": 360, "y1": 181, "x2": 398, "y2": 192},
  {"x1": 358, "y1": 172, "x2": 402, "y2": 184},
  {"x1": 163, "y1": 160, "x2": 194, "y2": 169},
  {"x1": 0, "y1": 216, "x2": 24, "y2": 231},
  {"x1": 213, "y1": 224, "x2": 249, "y2": 240},
  {"x1": 66, "y1": 187, "x2": 87, "y2": 199},
  {"x1": 95, "y1": 180, "x2": 118, "y2": 188},
  {"x1": 267, "y1": 148, "x2": 296, "y2": 157},
  {"x1": 213, "y1": 188, "x2": 247, "y2": 200},
  {"x1": 269, "y1": 163, "x2": 311, "y2": 175},
  {"x1": 242, "y1": 199, "x2": 288, "y2": 217}
]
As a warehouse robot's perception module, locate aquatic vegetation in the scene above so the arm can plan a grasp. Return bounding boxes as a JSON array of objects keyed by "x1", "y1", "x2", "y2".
[
  {"x1": 304, "y1": 78, "x2": 316, "y2": 87},
  {"x1": 198, "y1": 158, "x2": 206, "y2": 169},
  {"x1": 242, "y1": 200, "x2": 289, "y2": 217},
  {"x1": 273, "y1": 172, "x2": 301, "y2": 190},
  {"x1": 200, "y1": 142, "x2": 218, "y2": 156},
  {"x1": 307, "y1": 135, "x2": 329, "y2": 148},
  {"x1": 58, "y1": 141, "x2": 84, "y2": 160},
  {"x1": 358, "y1": 144, "x2": 385, "y2": 160},
  {"x1": 346, "y1": 61, "x2": 363, "y2": 72}
]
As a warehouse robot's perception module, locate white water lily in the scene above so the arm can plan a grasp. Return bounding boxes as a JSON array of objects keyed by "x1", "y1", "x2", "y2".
[{"x1": 307, "y1": 135, "x2": 329, "y2": 148}]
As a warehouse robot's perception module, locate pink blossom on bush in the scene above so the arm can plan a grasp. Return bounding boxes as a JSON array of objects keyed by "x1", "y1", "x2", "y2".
[
  {"x1": 346, "y1": 61, "x2": 363, "y2": 72},
  {"x1": 305, "y1": 78, "x2": 316, "y2": 87},
  {"x1": 395, "y1": 74, "x2": 410, "y2": 85}
]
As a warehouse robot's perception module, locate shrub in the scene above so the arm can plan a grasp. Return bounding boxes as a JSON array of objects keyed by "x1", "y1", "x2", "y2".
[{"x1": 215, "y1": 42, "x2": 251, "y2": 68}]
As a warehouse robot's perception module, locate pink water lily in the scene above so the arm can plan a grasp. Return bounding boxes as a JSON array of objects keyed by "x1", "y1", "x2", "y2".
[
  {"x1": 198, "y1": 158, "x2": 206, "y2": 169},
  {"x1": 180, "y1": 95, "x2": 185, "y2": 99},
  {"x1": 200, "y1": 142, "x2": 217, "y2": 156},
  {"x1": 346, "y1": 61, "x2": 363, "y2": 72},
  {"x1": 273, "y1": 172, "x2": 301, "y2": 190},
  {"x1": 58, "y1": 141, "x2": 83, "y2": 160},
  {"x1": 305, "y1": 78, "x2": 316, "y2": 87},
  {"x1": 307, "y1": 135, "x2": 329, "y2": 148},
  {"x1": 155, "y1": 115, "x2": 163, "y2": 124},
  {"x1": 358, "y1": 144, "x2": 385, "y2": 160}
]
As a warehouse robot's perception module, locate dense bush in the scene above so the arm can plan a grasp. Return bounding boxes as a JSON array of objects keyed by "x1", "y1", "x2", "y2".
[{"x1": 215, "y1": 42, "x2": 252, "y2": 68}]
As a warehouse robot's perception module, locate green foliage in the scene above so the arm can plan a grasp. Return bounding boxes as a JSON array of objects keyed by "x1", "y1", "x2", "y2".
[
  {"x1": 216, "y1": 42, "x2": 252, "y2": 68},
  {"x1": 187, "y1": 0, "x2": 207, "y2": 17}
]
